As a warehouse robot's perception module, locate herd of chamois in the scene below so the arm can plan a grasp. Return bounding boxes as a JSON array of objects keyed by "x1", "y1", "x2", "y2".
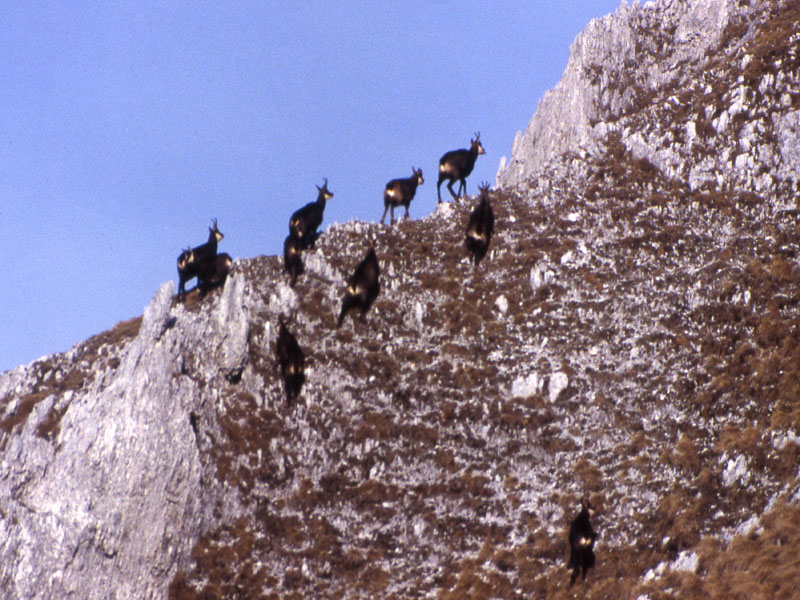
[{"x1": 173, "y1": 131, "x2": 597, "y2": 587}]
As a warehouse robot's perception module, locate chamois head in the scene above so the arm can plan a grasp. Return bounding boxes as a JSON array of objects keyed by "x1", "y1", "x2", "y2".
[
  {"x1": 177, "y1": 247, "x2": 195, "y2": 271},
  {"x1": 316, "y1": 178, "x2": 333, "y2": 202},
  {"x1": 209, "y1": 218, "x2": 224, "y2": 242},
  {"x1": 471, "y1": 132, "x2": 486, "y2": 156}
]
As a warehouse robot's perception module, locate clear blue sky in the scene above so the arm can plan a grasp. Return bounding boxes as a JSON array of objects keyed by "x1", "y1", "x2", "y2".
[{"x1": 0, "y1": 1, "x2": 620, "y2": 373}]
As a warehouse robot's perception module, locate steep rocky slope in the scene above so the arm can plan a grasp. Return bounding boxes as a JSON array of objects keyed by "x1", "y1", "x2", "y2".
[{"x1": 1, "y1": 0, "x2": 799, "y2": 599}]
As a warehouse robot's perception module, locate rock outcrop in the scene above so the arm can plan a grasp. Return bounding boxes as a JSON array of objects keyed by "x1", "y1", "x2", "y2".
[
  {"x1": 497, "y1": 0, "x2": 800, "y2": 202},
  {"x1": 0, "y1": 279, "x2": 250, "y2": 599}
]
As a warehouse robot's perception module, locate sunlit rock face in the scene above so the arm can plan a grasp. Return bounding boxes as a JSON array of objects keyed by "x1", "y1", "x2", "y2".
[
  {"x1": 0, "y1": 281, "x2": 247, "y2": 599},
  {"x1": 498, "y1": 0, "x2": 800, "y2": 205}
]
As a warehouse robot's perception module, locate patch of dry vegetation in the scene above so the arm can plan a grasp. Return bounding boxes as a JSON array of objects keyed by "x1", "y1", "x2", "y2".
[{"x1": 0, "y1": 316, "x2": 141, "y2": 445}]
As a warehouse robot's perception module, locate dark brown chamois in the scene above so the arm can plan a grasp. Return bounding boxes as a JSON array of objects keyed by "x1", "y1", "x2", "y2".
[
  {"x1": 289, "y1": 178, "x2": 333, "y2": 249},
  {"x1": 283, "y1": 232, "x2": 304, "y2": 287},
  {"x1": 381, "y1": 167, "x2": 424, "y2": 225},
  {"x1": 197, "y1": 253, "x2": 233, "y2": 297},
  {"x1": 337, "y1": 239, "x2": 380, "y2": 329},
  {"x1": 437, "y1": 132, "x2": 485, "y2": 203},
  {"x1": 177, "y1": 248, "x2": 196, "y2": 299},
  {"x1": 276, "y1": 316, "x2": 305, "y2": 405},
  {"x1": 465, "y1": 182, "x2": 495, "y2": 265},
  {"x1": 567, "y1": 498, "x2": 597, "y2": 587},
  {"x1": 176, "y1": 219, "x2": 224, "y2": 299}
]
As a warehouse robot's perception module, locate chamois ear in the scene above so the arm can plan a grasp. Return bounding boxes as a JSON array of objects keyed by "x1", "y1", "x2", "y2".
[
  {"x1": 317, "y1": 177, "x2": 332, "y2": 195},
  {"x1": 582, "y1": 496, "x2": 596, "y2": 515}
]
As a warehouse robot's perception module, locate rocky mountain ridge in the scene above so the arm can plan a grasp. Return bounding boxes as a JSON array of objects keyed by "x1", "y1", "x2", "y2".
[
  {"x1": 2, "y1": 0, "x2": 800, "y2": 598},
  {"x1": 497, "y1": 0, "x2": 800, "y2": 201}
]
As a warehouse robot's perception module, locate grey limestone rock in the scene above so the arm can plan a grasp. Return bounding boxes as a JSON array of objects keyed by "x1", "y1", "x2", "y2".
[
  {"x1": 0, "y1": 281, "x2": 243, "y2": 599},
  {"x1": 497, "y1": 0, "x2": 798, "y2": 199}
]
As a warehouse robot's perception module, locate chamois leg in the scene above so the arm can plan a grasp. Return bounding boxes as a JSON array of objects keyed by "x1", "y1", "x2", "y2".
[
  {"x1": 446, "y1": 179, "x2": 459, "y2": 201},
  {"x1": 380, "y1": 204, "x2": 390, "y2": 225},
  {"x1": 403, "y1": 205, "x2": 410, "y2": 220},
  {"x1": 457, "y1": 178, "x2": 467, "y2": 200},
  {"x1": 337, "y1": 296, "x2": 357, "y2": 328}
]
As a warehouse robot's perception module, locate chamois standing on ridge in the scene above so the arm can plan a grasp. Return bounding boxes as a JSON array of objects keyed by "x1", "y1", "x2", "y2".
[
  {"x1": 283, "y1": 232, "x2": 304, "y2": 287},
  {"x1": 437, "y1": 132, "x2": 485, "y2": 203},
  {"x1": 381, "y1": 167, "x2": 424, "y2": 225},
  {"x1": 276, "y1": 317, "x2": 305, "y2": 405},
  {"x1": 465, "y1": 182, "x2": 495, "y2": 266},
  {"x1": 337, "y1": 239, "x2": 380, "y2": 329},
  {"x1": 568, "y1": 498, "x2": 597, "y2": 587},
  {"x1": 289, "y1": 179, "x2": 333, "y2": 249},
  {"x1": 177, "y1": 248, "x2": 196, "y2": 299},
  {"x1": 197, "y1": 253, "x2": 233, "y2": 297},
  {"x1": 177, "y1": 219, "x2": 224, "y2": 299}
]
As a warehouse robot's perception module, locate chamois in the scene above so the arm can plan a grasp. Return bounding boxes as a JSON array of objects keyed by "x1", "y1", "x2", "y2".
[
  {"x1": 177, "y1": 248, "x2": 196, "y2": 299},
  {"x1": 337, "y1": 239, "x2": 380, "y2": 329},
  {"x1": 437, "y1": 132, "x2": 485, "y2": 203},
  {"x1": 176, "y1": 219, "x2": 224, "y2": 299},
  {"x1": 197, "y1": 253, "x2": 233, "y2": 297},
  {"x1": 283, "y1": 232, "x2": 304, "y2": 287},
  {"x1": 276, "y1": 317, "x2": 305, "y2": 405},
  {"x1": 568, "y1": 498, "x2": 597, "y2": 587},
  {"x1": 289, "y1": 178, "x2": 333, "y2": 249},
  {"x1": 381, "y1": 167, "x2": 424, "y2": 225},
  {"x1": 465, "y1": 182, "x2": 495, "y2": 265}
]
